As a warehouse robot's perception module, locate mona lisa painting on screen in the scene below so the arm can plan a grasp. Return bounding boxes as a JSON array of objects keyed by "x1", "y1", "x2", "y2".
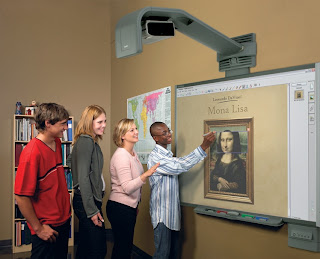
[{"x1": 204, "y1": 118, "x2": 254, "y2": 204}]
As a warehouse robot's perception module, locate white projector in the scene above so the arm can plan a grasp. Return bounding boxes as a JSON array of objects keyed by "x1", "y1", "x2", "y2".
[{"x1": 142, "y1": 20, "x2": 175, "y2": 44}]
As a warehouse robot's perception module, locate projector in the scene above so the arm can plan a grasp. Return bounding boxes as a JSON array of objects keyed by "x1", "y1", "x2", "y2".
[{"x1": 142, "y1": 20, "x2": 175, "y2": 44}]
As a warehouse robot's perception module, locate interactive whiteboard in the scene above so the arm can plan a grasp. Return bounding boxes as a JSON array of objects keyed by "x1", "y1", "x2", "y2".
[{"x1": 175, "y1": 63, "x2": 320, "y2": 225}]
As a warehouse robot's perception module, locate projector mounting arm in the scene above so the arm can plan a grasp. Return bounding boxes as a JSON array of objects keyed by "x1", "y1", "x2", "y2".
[{"x1": 116, "y1": 7, "x2": 257, "y2": 77}]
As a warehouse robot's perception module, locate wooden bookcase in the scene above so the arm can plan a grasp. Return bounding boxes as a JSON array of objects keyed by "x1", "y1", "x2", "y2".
[{"x1": 12, "y1": 115, "x2": 74, "y2": 253}]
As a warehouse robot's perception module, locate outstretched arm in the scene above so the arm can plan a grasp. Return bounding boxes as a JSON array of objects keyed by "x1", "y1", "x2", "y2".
[
  {"x1": 148, "y1": 133, "x2": 215, "y2": 176},
  {"x1": 140, "y1": 162, "x2": 160, "y2": 182},
  {"x1": 148, "y1": 147, "x2": 206, "y2": 175}
]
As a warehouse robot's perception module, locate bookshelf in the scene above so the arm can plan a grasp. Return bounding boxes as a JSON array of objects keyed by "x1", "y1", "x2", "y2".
[{"x1": 12, "y1": 115, "x2": 74, "y2": 253}]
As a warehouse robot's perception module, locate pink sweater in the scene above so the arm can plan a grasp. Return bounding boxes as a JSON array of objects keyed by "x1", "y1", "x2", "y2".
[{"x1": 108, "y1": 147, "x2": 144, "y2": 208}]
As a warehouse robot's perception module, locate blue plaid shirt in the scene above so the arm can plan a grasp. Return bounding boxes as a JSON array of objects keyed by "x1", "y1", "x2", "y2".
[{"x1": 147, "y1": 144, "x2": 207, "y2": 231}]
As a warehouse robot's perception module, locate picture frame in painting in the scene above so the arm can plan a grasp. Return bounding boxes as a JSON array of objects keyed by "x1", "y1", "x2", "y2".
[{"x1": 204, "y1": 118, "x2": 254, "y2": 204}]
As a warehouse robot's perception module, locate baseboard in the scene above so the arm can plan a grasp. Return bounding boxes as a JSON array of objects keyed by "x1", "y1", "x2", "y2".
[
  {"x1": 0, "y1": 240, "x2": 12, "y2": 254},
  {"x1": 0, "y1": 240, "x2": 11, "y2": 249}
]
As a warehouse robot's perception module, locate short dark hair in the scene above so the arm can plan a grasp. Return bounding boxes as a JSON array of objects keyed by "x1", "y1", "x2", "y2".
[
  {"x1": 150, "y1": 121, "x2": 166, "y2": 137},
  {"x1": 35, "y1": 103, "x2": 69, "y2": 132}
]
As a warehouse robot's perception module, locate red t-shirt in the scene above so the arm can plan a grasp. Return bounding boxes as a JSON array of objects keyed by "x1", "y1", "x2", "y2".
[{"x1": 15, "y1": 138, "x2": 71, "y2": 235}]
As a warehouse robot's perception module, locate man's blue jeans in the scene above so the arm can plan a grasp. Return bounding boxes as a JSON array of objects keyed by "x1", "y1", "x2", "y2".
[{"x1": 153, "y1": 223, "x2": 180, "y2": 259}]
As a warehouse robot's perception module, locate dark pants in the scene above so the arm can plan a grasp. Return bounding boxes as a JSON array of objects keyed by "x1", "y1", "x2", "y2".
[
  {"x1": 31, "y1": 218, "x2": 70, "y2": 259},
  {"x1": 73, "y1": 193, "x2": 107, "y2": 259},
  {"x1": 153, "y1": 223, "x2": 180, "y2": 259},
  {"x1": 106, "y1": 200, "x2": 137, "y2": 259}
]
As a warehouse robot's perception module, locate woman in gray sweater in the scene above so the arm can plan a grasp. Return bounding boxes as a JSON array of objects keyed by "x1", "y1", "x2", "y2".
[{"x1": 69, "y1": 105, "x2": 107, "y2": 259}]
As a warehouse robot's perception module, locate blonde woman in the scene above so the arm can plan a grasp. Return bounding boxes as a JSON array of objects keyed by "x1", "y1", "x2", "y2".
[
  {"x1": 106, "y1": 118, "x2": 159, "y2": 259},
  {"x1": 69, "y1": 105, "x2": 107, "y2": 259}
]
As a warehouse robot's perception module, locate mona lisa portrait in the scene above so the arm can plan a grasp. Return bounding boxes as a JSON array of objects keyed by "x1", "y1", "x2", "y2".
[{"x1": 204, "y1": 118, "x2": 254, "y2": 204}]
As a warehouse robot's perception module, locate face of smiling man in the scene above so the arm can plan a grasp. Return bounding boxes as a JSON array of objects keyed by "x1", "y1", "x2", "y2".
[{"x1": 152, "y1": 123, "x2": 172, "y2": 149}]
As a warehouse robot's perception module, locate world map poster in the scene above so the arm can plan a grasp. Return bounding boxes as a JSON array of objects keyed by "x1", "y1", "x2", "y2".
[{"x1": 127, "y1": 86, "x2": 171, "y2": 164}]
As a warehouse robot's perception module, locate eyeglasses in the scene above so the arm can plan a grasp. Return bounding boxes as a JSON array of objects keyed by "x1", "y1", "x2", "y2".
[{"x1": 153, "y1": 129, "x2": 173, "y2": 137}]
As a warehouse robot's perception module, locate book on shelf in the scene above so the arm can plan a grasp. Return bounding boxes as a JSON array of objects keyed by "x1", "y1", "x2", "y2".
[
  {"x1": 15, "y1": 144, "x2": 27, "y2": 167},
  {"x1": 64, "y1": 168, "x2": 73, "y2": 190},
  {"x1": 15, "y1": 118, "x2": 38, "y2": 141},
  {"x1": 15, "y1": 221, "x2": 31, "y2": 246},
  {"x1": 15, "y1": 203, "x2": 24, "y2": 219},
  {"x1": 69, "y1": 217, "x2": 72, "y2": 238},
  {"x1": 62, "y1": 130, "x2": 68, "y2": 142},
  {"x1": 15, "y1": 222, "x2": 20, "y2": 246},
  {"x1": 61, "y1": 144, "x2": 72, "y2": 166},
  {"x1": 67, "y1": 119, "x2": 72, "y2": 141},
  {"x1": 24, "y1": 222, "x2": 31, "y2": 245},
  {"x1": 21, "y1": 222, "x2": 25, "y2": 245}
]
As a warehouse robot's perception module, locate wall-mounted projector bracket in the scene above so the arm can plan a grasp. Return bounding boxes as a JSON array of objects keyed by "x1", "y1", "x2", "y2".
[
  {"x1": 116, "y1": 7, "x2": 257, "y2": 77},
  {"x1": 217, "y1": 33, "x2": 257, "y2": 77}
]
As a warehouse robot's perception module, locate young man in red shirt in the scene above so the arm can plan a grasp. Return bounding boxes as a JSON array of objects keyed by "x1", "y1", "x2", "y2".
[{"x1": 15, "y1": 103, "x2": 71, "y2": 259}]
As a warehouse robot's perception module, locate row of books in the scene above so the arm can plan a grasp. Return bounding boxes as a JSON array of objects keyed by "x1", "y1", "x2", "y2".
[
  {"x1": 15, "y1": 221, "x2": 31, "y2": 246},
  {"x1": 15, "y1": 118, "x2": 73, "y2": 142},
  {"x1": 15, "y1": 118, "x2": 38, "y2": 141},
  {"x1": 62, "y1": 144, "x2": 72, "y2": 166},
  {"x1": 15, "y1": 143, "x2": 72, "y2": 167},
  {"x1": 65, "y1": 168, "x2": 73, "y2": 190}
]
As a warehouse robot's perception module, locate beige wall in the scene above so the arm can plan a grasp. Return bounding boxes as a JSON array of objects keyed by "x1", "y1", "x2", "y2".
[
  {"x1": 0, "y1": 0, "x2": 111, "y2": 240},
  {"x1": 110, "y1": 0, "x2": 320, "y2": 258},
  {"x1": 2, "y1": 0, "x2": 320, "y2": 258}
]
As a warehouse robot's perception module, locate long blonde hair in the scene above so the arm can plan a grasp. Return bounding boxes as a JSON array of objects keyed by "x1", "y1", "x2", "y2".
[{"x1": 74, "y1": 105, "x2": 106, "y2": 143}]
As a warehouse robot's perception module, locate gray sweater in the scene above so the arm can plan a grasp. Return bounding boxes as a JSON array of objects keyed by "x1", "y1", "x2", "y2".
[{"x1": 68, "y1": 134, "x2": 104, "y2": 218}]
